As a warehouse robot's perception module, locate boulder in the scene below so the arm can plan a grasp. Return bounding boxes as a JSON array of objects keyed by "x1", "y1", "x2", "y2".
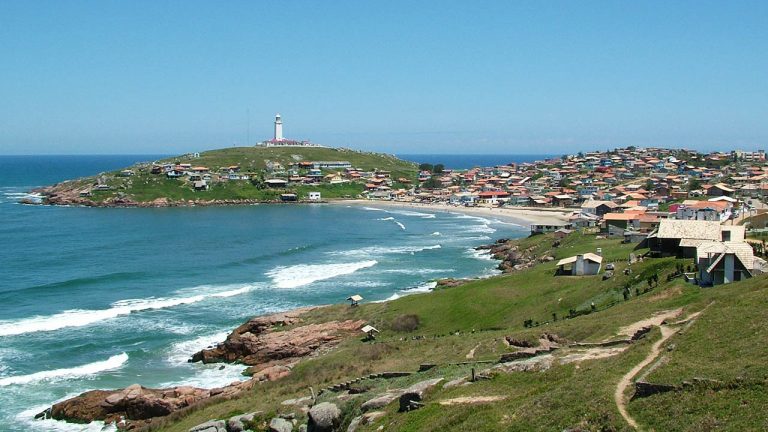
[
  {"x1": 307, "y1": 402, "x2": 341, "y2": 432},
  {"x1": 398, "y1": 378, "x2": 443, "y2": 412},
  {"x1": 188, "y1": 420, "x2": 226, "y2": 432},
  {"x1": 361, "y1": 392, "x2": 401, "y2": 412},
  {"x1": 269, "y1": 417, "x2": 294, "y2": 432}
]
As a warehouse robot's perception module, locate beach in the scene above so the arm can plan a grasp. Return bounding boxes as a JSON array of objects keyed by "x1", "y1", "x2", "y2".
[{"x1": 341, "y1": 199, "x2": 574, "y2": 227}]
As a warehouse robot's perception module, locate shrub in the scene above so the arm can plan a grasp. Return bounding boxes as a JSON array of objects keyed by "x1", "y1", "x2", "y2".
[{"x1": 390, "y1": 314, "x2": 420, "y2": 332}]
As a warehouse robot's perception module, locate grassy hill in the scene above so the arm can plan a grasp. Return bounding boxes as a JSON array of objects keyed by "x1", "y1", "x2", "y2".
[
  {"x1": 42, "y1": 146, "x2": 418, "y2": 204},
  {"x1": 148, "y1": 232, "x2": 768, "y2": 432}
]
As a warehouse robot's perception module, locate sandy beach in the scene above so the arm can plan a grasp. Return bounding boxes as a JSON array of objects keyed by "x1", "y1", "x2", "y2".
[{"x1": 340, "y1": 199, "x2": 574, "y2": 226}]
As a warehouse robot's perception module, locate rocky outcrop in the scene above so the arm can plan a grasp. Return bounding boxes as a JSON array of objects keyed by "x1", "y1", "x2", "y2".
[
  {"x1": 43, "y1": 308, "x2": 365, "y2": 429},
  {"x1": 475, "y1": 239, "x2": 551, "y2": 273},
  {"x1": 192, "y1": 309, "x2": 365, "y2": 379},
  {"x1": 44, "y1": 383, "x2": 248, "y2": 426}
]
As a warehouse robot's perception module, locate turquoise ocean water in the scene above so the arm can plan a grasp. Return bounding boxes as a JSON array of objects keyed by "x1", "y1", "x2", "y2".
[{"x1": 0, "y1": 155, "x2": 528, "y2": 431}]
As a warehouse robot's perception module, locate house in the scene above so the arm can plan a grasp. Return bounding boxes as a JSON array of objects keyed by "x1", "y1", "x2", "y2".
[
  {"x1": 308, "y1": 191, "x2": 322, "y2": 201},
  {"x1": 556, "y1": 253, "x2": 603, "y2": 275},
  {"x1": 265, "y1": 179, "x2": 289, "y2": 188},
  {"x1": 696, "y1": 241, "x2": 763, "y2": 286},
  {"x1": 705, "y1": 183, "x2": 735, "y2": 197},
  {"x1": 675, "y1": 200, "x2": 731, "y2": 222},
  {"x1": 581, "y1": 200, "x2": 619, "y2": 217},
  {"x1": 478, "y1": 191, "x2": 510, "y2": 205},
  {"x1": 280, "y1": 193, "x2": 298, "y2": 202},
  {"x1": 554, "y1": 228, "x2": 573, "y2": 240},
  {"x1": 531, "y1": 223, "x2": 573, "y2": 235},
  {"x1": 193, "y1": 180, "x2": 208, "y2": 191}
]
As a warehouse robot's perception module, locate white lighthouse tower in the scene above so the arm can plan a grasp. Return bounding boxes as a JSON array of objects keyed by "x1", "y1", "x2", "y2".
[{"x1": 274, "y1": 113, "x2": 283, "y2": 141}]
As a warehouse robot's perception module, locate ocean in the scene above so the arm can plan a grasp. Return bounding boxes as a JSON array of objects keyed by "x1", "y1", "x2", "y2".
[{"x1": 0, "y1": 155, "x2": 536, "y2": 431}]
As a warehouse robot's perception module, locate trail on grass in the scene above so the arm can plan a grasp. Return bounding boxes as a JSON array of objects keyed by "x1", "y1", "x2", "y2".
[{"x1": 614, "y1": 311, "x2": 703, "y2": 429}]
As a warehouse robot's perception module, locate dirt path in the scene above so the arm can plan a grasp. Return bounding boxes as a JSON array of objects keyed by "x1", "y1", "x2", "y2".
[
  {"x1": 614, "y1": 326, "x2": 678, "y2": 429},
  {"x1": 615, "y1": 311, "x2": 703, "y2": 429},
  {"x1": 614, "y1": 308, "x2": 682, "y2": 339}
]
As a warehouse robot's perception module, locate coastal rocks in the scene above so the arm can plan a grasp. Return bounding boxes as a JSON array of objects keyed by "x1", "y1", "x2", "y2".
[
  {"x1": 191, "y1": 309, "x2": 365, "y2": 374},
  {"x1": 307, "y1": 402, "x2": 341, "y2": 432},
  {"x1": 48, "y1": 384, "x2": 212, "y2": 424},
  {"x1": 475, "y1": 239, "x2": 542, "y2": 274},
  {"x1": 498, "y1": 333, "x2": 564, "y2": 362}
]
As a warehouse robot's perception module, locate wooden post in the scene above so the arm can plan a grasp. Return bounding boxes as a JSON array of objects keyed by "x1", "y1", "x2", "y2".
[{"x1": 471, "y1": 368, "x2": 476, "y2": 382}]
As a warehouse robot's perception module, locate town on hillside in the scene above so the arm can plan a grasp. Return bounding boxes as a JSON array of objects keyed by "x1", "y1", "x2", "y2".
[{"x1": 359, "y1": 146, "x2": 768, "y2": 288}]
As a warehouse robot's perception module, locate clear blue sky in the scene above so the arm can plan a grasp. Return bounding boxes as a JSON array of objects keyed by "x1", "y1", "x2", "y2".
[{"x1": 1, "y1": 1, "x2": 766, "y2": 155}]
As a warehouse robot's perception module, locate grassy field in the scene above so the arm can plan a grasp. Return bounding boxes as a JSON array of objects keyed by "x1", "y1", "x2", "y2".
[{"x1": 149, "y1": 232, "x2": 767, "y2": 432}]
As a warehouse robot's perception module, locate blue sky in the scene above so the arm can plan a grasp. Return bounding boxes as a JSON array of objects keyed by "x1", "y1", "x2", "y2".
[{"x1": 1, "y1": 1, "x2": 766, "y2": 155}]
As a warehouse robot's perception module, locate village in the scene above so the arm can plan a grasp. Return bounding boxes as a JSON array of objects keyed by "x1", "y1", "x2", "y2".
[{"x1": 355, "y1": 146, "x2": 768, "y2": 289}]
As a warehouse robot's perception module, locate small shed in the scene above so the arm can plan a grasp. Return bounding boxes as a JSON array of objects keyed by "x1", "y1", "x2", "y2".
[
  {"x1": 361, "y1": 325, "x2": 379, "y2": 340},
  {"x1": 280, "y1": 193, "x2": 297, "y2": 202},
  {"x1": 553, "y1": 228, "x2": 573, "y2": 240},
  {"x1": 347, "y1": 294, "x2": 363, "y2": 307},
  {"x1": 556, "y1": 253, "x2": 603, "y2": 276},
  {"x1": 308, "y1": 191, "x2": 322, "y2": 201},
  {"x1": 193, "y1": 180, "x2": 208, "y2": 191}
]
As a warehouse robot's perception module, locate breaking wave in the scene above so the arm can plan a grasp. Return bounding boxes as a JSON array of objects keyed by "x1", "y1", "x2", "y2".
[
  {"x1": 0, "y1": 353, "x2": 128, "y2": 387},
  {"x1": 266, "y1": 260, "x2": 378, "y2": 289},
  {"x1": 0, "y1": 284, "x2": 260, "y2": 337},
  {"x1": 328, "y1": 245, "x2": 441, "y2": 258}
]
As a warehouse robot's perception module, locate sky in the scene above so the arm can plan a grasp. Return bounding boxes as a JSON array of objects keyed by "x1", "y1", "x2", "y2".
[{"x1": 0, "y1": 1, "x2": 767, "y2": 155}]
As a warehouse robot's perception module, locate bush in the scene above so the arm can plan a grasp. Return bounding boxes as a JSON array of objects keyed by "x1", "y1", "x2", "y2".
[{"x1": 390, "y1": 314, "x2": 420, "y2": 332}]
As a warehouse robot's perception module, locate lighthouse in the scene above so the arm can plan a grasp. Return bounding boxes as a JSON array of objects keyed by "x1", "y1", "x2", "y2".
[{"x1": 274, "y1": 113, "x2": 283, "y2": 141}]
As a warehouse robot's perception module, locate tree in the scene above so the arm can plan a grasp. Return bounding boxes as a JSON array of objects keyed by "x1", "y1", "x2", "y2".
[
  {"x1": 418, "y1": 163, "x2": 434, "y2": 172},
  {"x1": 433, "y1": 164, "x2": 445, "y2": 174},
  {"x1": 421, "y1": 177, "x2": 443, "y2": 189},
  {"x1": 687, "y1": 178, "x2": 701, "y2": 192}
]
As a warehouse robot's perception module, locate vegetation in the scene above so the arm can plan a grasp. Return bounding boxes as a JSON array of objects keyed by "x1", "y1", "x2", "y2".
[
  {"x1": 60, "y1": 146, "x2": 418, "y2": 203},
  {"x1": 152, "y1": 232, "x2": 768, "y2": 432}
]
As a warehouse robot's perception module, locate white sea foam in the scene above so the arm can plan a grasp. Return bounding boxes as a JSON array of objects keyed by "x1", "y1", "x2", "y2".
[
  {"x1": 166, "y1": 331, "x2": 230, "y2": 365},
  {"x1": 16, "y1": 405, "x2": 117, "y2": 432},
  {"x1": 266, "y1": 260, "x2": 378, "y2": 289},
  {"x1": 329, "y1": 245, "x2": 441, "y2": 257},
  {"x1": 377, "y1": 216, "x2": 395, "y2": 221},
  {"x1": 467, "y1": 247, "x2": 495, "y2": 261},
  {"x1": 162, "y1": 363, "x2": 249, "y2": 389},
  {"x1": 430, "y1": 231, "x2": 441, "y2": 236},
  {"x1": 382, "y1": 268, "x2": 454, "y2": 275},
  {"x1": 362, "y1": 207, "x2": 387, "y2": 212},
  {"x1": 0, "y1": 284, "x2": 260, "y2": 337},
  {"x1": 395, "y1": 221, "x2": 406, "y2": 230},
  {"x1": 465, "y1": 223, "x2": 497, "y2": 234},
  {"x1": 401, "y1": 281, "x2": 438, "y2": 293},
  {"x1": 0, "y1": 353, "x2": 128, "y2": 387}
]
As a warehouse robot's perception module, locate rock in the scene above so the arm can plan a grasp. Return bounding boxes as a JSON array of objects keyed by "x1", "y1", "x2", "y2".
[
  {"x1": 347, "y1": 416, "x2": 362, "y2": 432},
  {"x1": 398, "y1": 378, "x2": 443, "y2": 412},
  {"x1": 298, "y1": 426, "x2": 307, "y2": 432},
  {"x1": 188, "y1": 419, "x2": 226, "y2": 432},
  {"x1": 307, "y1": 402, "x2": 341, "y2": 432},
  {"x1": 269, "y1": 417, "x2": 294, "y2": 432},
  {"x1": 281, "y1": 396, "x2": 312, "y2": 406},
  {"x1": 443, "y1": 377, "x2": 468, "y2": 389},
  {"x1": 252, "y1": 364, "x2": 292, "y2": 382},
  {"x1": 361, "y1": 392, "x2": 401, "y2": 412},
  {"x1": 191, "y1": 309, "x2": 364, "y2": 368}
]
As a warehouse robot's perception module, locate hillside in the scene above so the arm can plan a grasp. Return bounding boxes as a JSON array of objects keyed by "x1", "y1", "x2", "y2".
[
  {"x1": 47, "y1": 231, "x2": 766, "y2": 432},
  {"x1": 34, "y1": 146, "x2": 418, "y2": 206}
]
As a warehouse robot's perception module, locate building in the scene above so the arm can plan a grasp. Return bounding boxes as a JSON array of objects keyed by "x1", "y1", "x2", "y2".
[
  {"x1": 274, "y1": 113, "x2": 283, "y2": 141},
  {"x1": 556, "y1": 253, "x2": 603, "y2": 275},
  {"x1": 308, "y1": 192, "x2": 322, "y2": 201}
]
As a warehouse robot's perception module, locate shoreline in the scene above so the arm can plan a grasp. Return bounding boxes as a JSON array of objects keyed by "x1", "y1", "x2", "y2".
[{"x1": 338, "y1": 199, "x2": 573, "y2": 227}]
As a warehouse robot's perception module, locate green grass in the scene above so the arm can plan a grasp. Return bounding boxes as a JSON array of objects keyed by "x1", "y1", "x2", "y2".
[{"x1": 147, "y1": 232, "x2": 768, "y2": 432}]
